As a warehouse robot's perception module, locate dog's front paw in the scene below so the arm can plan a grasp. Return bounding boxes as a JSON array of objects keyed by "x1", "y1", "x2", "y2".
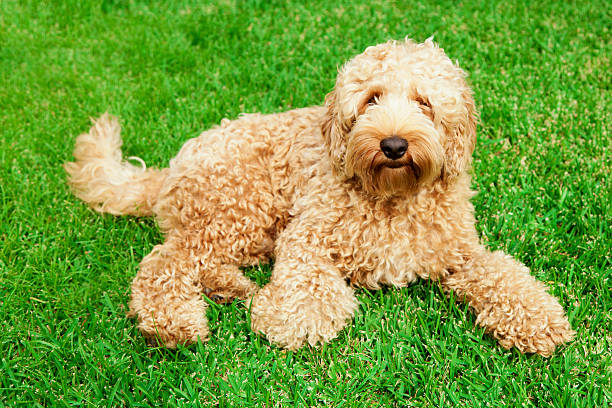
[
  {"x1": 526, "y1": 324, "x2": 575, "y2": 357},
  {"x1": 250, "y1": 282, "x2": 358, "y2": 350},
  {"x1": 479, "y1": 298, "x2": 575, "y2": 357}
]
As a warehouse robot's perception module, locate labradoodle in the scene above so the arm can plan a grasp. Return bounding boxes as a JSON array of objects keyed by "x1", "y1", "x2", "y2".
[{"x1": 65, "y1": 38, "x2": 574, "y2": 356}]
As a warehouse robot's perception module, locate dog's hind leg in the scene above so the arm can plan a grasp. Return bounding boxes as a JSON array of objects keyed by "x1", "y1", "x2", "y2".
[
  {"x1": 201, "y1": 264, "x2": 258, "y2": 304},
  {"x1": 128, "y1": 233, "x2": 260, "y2": 347},
  {"x1": 128, "y1": 235, "x2": 211, "y2": 348}
]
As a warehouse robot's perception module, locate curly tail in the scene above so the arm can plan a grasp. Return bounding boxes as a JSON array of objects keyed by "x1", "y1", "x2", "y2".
[{"x1": 64, "y1": 114, "x2": 167, "y2": 216}]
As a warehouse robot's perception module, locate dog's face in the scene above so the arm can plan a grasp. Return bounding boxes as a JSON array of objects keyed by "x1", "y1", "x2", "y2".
[{"x1": 322, "y1": 39, "x2": 477, "y2": 197}]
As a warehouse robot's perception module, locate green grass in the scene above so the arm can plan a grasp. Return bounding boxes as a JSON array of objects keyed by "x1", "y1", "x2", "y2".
[{"x1": 1, "y1": 0, "x2": 610, "y2": 406}]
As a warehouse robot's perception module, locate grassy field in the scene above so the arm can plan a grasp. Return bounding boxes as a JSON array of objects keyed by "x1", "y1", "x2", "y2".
[{"x1": 1, "y1": 0, "x2": 610, "y2": 406}]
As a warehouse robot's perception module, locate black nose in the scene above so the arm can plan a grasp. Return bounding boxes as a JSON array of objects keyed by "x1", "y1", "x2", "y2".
[{"x1": 380, "y1": 136, "x2": 408, "y2": 160}]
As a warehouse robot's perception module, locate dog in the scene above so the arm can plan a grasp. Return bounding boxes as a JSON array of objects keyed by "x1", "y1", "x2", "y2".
[{"x1": 65, "y1": 38, "x2": 574, "y2": 356}]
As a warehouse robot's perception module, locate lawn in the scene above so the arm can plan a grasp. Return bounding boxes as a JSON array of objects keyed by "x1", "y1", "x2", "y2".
[{"x1": 0, "y1": 0, "x2": 610, "y2": 406}]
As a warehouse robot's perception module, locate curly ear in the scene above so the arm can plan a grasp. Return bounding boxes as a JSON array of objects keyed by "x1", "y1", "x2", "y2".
[
  {"x1": 321, "y1": 90, "x2": 347, "y2": 176},
  {"x1": 443, "y1": 85, "x2": 478, "y2": 179}
]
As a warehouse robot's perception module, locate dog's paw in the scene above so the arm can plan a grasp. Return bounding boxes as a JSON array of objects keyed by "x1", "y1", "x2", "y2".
[
  {"x1": 497, "y1": 317, "x2": 575, "y2": 357},
  {"x1": 201, "y1": 265, "x2": 260, "y2": 304},
  {"x1": 131, "y1": 297, "x2": 211, "y2": 348},
  {"x1": 138, "y1": 317, "x2": 210, "y2": 348},
  {"x1": 250, "y1": 283, "x2": 357, "y2": 350},
  {"x1": 479, "y1": 301, "x2": 575, "y2": 357},
  {"x1": 204, "y1": 280, "x2": 259, "y2": 305}
]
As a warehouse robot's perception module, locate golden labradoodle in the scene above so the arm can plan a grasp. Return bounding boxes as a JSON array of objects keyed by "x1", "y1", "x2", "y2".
[{"x1": 65, "y1": 39, "x2": 574, "y2": 356}]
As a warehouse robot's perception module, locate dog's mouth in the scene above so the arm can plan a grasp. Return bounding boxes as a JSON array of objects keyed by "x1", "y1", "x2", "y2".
[
  {"x1": 380, "y1": 158, "x2": 420, "y2": 178},
  {"x1": 383, "y1": 161, "x2": 406, "y2": 169}
]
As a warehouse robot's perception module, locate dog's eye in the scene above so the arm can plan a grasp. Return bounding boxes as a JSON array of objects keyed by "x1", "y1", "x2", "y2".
[
  {"x1": 367, "y1": 93, "x2": 380, "y2": 105},
  {"x1": 416, "y1": 97, "x2": 431, "y2": 109}
]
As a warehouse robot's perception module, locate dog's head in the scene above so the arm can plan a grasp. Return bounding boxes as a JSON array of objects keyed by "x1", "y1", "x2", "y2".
[{"x1": 322, "y1": 38, "x2": 477, "y2": 197}]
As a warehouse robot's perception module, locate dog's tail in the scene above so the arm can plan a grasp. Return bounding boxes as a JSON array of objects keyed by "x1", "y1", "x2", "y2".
[{"x1": 64, "y1": 114, "x2": 168, "y2": 216}]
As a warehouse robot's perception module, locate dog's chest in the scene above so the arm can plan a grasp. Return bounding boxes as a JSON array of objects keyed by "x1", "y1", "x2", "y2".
[
  {"x1": 334, "y1": 207, "x2": 437, "y2": 288},
  {"x1": 370, "y1": 236, "x2": 421, "y2": 287},
  {"x1": 297, "y1": 167, "x2": 476, "y2": 288}
]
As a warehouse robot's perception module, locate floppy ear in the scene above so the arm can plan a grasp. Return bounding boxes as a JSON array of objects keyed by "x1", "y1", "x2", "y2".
[
  {"x1": 443, "y1": 85, "x2": 478, "y2": 179},
  {"x1": 321, "y1": 90, "x2": 348, "y2": 176}
]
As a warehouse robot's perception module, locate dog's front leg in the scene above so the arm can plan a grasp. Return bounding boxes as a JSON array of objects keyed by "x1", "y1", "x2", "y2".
[
  {"x1": 250, "y1": 221, "x2": 358, "y2": 349},
  {"x1": 441, "y1": 247, "x2": 575, "y2": 356}
]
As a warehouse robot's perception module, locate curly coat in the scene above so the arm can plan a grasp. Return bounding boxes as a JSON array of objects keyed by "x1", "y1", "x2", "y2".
[{"x1": 65, "y1": 39, "x2": 574, "y2": 356}]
